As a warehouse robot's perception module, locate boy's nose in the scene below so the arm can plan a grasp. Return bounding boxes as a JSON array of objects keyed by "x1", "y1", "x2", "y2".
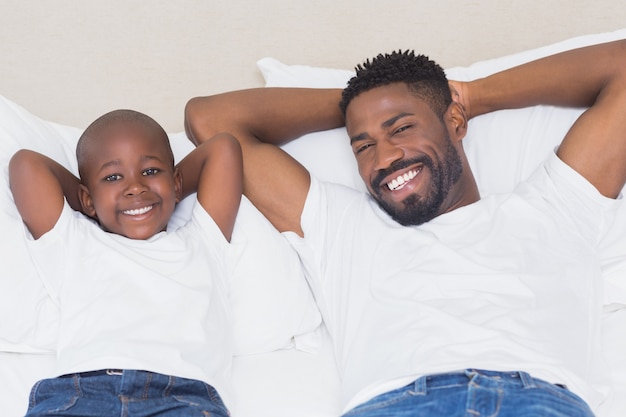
[{"x1": 124, "y1": 177, "x2": 148, "y2": 196}]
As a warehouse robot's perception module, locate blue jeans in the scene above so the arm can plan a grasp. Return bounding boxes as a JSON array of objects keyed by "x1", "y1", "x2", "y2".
[
  {"x1": 25, "y1": 369, "x2": 229, "y2": 417},
  {"x1": 343, "y1": 369, "x2": 595, "y2": 417}
]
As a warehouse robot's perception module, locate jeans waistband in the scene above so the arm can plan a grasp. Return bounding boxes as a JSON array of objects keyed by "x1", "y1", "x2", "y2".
[
  {"x1": 414, "y1": 369, "x2": 536, "y2": 393},
  {"x1": 59, "y1": 369, "x2": 124, "y2": 379}
]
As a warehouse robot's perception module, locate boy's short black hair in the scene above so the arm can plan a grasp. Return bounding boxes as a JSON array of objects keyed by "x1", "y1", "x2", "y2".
[
  {"x1": 339, "y1": 50, "x2": 452, "y2": 118},
  {"x1": 76, "y1": 109, "x2": 174, "y2": 179}
]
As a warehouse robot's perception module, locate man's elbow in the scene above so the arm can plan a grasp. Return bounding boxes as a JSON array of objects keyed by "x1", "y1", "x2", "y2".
[{"x1": 184, "y1": 96, "x2": 213, "y2": 146}]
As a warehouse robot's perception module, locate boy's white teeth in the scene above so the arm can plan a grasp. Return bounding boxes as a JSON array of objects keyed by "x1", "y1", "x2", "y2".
[
  {"x1": 387, "y1": 170, "x2": 417, "y2": 191},
  {"x1": 123, "y1": 205, "x2": 153, "y2": 216}
]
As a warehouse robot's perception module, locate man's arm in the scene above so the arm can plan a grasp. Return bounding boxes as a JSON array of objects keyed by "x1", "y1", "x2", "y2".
[
  {"x1": 185, "y1": 88, "x2": 344, "y2": 236},
  {"x1": 9, "y1": 150, "x2": 82, "y2": 239},
  {"x1": 462, "y1": 40, "x2": 626, "y2": 198},
  {"x1": 176, "y1": 133, "x2": 243, "y2": 242}
]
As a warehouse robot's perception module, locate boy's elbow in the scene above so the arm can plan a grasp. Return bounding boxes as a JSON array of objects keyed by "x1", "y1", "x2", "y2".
[
  {"x1": 10, "y1": 148, "x2": 35, "y2": 162},
  {"x1": 9, "y1": 149, "x2": 38, "y2": 177},
  {"x1": 208, "y1": 133, "x2": 244, "y2": 162},
  {"x1": 9, "y1": 150, "x2": 42, "y2": 198}
]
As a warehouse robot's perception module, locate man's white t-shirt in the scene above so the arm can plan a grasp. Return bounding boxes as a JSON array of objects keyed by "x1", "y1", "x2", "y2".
[
  {"x1": 26, "y1": 199, "x2": 234, "y2": 407},
  {"x1": 286, "y1": 153, "x2": 620, "y2": 413}
]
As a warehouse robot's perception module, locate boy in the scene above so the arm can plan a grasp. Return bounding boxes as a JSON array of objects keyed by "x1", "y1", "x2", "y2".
[{"x1": 9, "y1": 109, "x2": 242, "y2": 416}]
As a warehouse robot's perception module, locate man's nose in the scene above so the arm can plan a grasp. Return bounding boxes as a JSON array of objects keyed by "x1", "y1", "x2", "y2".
[{"x1": 373, "y1": 139, "x2": 404, "y2": 171}]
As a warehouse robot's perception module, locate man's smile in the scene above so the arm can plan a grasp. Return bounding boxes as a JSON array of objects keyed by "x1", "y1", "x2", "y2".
[{"x1": 386, "y1": 167, "x2": 421, "y2": 191}]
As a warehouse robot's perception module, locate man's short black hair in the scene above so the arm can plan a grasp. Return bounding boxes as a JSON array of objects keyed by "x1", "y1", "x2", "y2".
[{"x1": 339, "y1": 50, "x2": 452, "y2": 118}]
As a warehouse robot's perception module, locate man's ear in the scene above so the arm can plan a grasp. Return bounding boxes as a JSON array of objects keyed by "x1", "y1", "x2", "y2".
[
  {"x1": 78, "y1": 184, "x2": 97, "y2": 219},
  {"x1": 173, "y1": 167, "x2": 183, "y2": 203},
  {"x1": 447, "y1": 101, "x2": 468, "y2": 142}
]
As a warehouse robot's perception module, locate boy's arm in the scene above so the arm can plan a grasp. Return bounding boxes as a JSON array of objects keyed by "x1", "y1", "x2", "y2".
[
  {"x1": 175, "y1": 133, "x2": 243, "y2": 242},
  {"x1": 184, "y1": 88, "x2": 344, "y2": 236},
  {"x1": 9, "y1": 150, "x2": 82, "y2": 239},
  {"x1": 462, "y1": 40, "x2": 626, "y2": 198}
]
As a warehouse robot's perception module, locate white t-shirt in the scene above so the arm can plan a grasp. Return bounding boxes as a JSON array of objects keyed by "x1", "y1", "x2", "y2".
[
  {"x1": 26, "y1": 199, "x2": 234, "y2": 407},
  {"x1": 285, "y1": 153, "x2": 620, "y2": 413}
]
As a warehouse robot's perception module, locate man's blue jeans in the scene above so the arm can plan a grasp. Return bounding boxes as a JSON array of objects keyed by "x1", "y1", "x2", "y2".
[
  {"x1": 24, "y1": 369, "x2": 229, "y2": 417},
  {"x1": 343, "y1": 369, "x2": 595, "y2": 417}
]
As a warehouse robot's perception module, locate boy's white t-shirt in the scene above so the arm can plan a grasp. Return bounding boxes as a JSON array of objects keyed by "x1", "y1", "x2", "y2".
[
  {"x1": 26, "y1": 199, "x2": 234, "y2": 407},
  {"x1": 286, "y1": 153, "x2": 620, "y2": 413}
]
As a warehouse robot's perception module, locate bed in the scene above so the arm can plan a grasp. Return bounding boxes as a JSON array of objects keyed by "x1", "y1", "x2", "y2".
[{"x1": 1, "y1": 7, "x2": 625, "y2": 417}]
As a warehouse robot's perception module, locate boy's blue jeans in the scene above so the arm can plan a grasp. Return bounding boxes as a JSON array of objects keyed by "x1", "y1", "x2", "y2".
[
  {"x1": 25, "y1": 369, "x2": 229, "y2": 417},
  {"x1": 343, "y1": 369, "x2": 595, "y2": 417}
]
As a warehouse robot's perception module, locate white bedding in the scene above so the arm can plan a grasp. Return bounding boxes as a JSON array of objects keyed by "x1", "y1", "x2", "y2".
[{"x1": 1, "y1": 29, "x2": 625, "y2": 417}]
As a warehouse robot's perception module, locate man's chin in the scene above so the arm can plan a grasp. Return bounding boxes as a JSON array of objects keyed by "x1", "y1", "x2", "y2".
[
  {"x1": 374, "y1": 195, "x2": 440, "y2": 226},
  {"x1": 374, "y1": 197, "x2": 412, "y2": 225}
]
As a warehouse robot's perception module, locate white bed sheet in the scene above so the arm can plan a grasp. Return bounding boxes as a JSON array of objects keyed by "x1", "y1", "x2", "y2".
[
  {"x1": 2, "y1": 314, "x2": 624, "y2": 417},
  {"x1": 0, "y1": 324, "x2": 341, "y2": 417}
]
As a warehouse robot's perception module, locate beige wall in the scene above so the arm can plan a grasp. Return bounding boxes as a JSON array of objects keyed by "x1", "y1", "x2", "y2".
[{"x1": 1, "y1": 0, "x2": 625, "y2": 132}]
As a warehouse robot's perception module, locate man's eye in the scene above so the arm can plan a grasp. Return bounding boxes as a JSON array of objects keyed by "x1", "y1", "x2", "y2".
[
  {"x1": 143, "y1": 168, "x2": 160, "y2": 176},
  {"x1": 393, "y1": 125, "x2": 411, "y2": 135},
  {"x1": 104, "y1": 174, "x2": 121, "y2": 182},
  {"x1": 355, "y1": 143, "x2": 373, "y2": 154}
]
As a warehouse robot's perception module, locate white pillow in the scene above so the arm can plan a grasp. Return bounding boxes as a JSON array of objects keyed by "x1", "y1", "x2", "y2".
[
  {"x1": 259, "y1": 58, "x2": 354, "y2": 89},
  {"x1": 0, "y1": 95, "x2": 321, "y2": 356},
  {"x1": 256, "y1": 28, "x2": 626, "y2": 305},
  {"x1": 0, "y1": 96, "x2": 76, "y2": 353}
]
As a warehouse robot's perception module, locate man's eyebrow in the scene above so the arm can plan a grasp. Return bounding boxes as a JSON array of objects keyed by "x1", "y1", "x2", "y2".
[
  {"x1": 382, "y1": 112, "x2": 413, "y2": 128},
  {"x1": 349, "y1": 112, "x2": 414, "y2": 144},
  {"x1": 350, "y1": 132, "x2": 368, "y2": 144}
]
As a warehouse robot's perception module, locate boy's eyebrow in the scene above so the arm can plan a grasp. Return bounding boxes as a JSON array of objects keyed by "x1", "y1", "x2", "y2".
[
  {"x1": 349, "y1": 112, "x2": 414, "y2": 144},
  {"x1": 98, "y1": 159, "x2": 121, "y2": 172},
  {"x1": 96, "y1": 155, "x2": 164, "y2": 172}
]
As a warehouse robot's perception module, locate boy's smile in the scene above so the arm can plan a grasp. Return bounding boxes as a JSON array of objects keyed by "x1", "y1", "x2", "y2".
[{"x1": 122, "y1": 205, "x2": 154, "y2": 216}]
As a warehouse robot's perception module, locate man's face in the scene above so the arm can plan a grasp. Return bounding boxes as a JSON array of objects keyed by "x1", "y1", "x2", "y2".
[
  {"x1": 346, "y1": 82, "x2": 463, "y2": 226},
  {"x1": 79, "y1": 122, "x2": 181, "y2": 240}
]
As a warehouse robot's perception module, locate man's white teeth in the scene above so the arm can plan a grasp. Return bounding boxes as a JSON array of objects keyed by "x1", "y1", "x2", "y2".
[
  {"x1": 387, "y1": 170, "x2": 417, "y2": 191},
  {"x1": 123, "y1": 205, "x2": 153, "y2": 216}
]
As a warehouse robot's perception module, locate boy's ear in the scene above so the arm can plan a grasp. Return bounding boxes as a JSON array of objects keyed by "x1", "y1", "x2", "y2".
[
  {"x1": 447, "y1": 101, "x2": 468, "y2": 142},
  {"x1": 78, "y1": 184, "x2": 97, "y2": 219},
  {"x1": 173, "y1": 167, "x2": 183, "y2": 203}
]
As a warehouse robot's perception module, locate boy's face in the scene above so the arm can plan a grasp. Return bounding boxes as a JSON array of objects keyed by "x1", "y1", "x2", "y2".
[{"x1": 78, "y1": 122, "x2": 182, "y2": 240}]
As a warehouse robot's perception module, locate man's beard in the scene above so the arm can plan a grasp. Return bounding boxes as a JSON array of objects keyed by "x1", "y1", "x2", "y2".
[{"x1": 371, "y1": 136, "x2": 463, "y2": 226}]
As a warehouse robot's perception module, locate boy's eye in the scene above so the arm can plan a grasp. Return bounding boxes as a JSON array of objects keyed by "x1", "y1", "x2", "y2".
[
  {"x1": 143, "y1": 168, "x2": 160, "y2": 176},
  {"x1": 104, "y1": 174, "x2": 122, "y2": 182}
]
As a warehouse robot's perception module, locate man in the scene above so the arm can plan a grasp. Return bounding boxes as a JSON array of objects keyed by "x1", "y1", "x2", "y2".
[{"x1": 185, "y1": 41, "x2": 626, "y2": 416}]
